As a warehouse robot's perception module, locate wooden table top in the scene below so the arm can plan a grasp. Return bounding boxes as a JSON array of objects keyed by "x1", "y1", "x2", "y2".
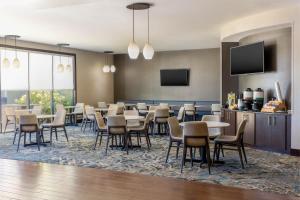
[
  {"x1": 180, "y1": 121, "x2": 230, "y2": 128},
  {"x1": 0, "y1": 159, "x2": 292, "y2": 200}
]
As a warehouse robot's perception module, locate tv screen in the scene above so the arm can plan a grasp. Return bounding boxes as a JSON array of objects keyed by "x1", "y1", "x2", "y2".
[
  {"x1": 230, "y1": 42, "x2": 264, "y2": 75},
  {"x1": 160, "y1": 69, "x2": 190, "y2": 86}
]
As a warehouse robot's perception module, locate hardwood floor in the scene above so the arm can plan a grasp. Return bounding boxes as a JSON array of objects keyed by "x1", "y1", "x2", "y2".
[{"x1": 0, "y1": 159, "x2": 297, "y2": 200}]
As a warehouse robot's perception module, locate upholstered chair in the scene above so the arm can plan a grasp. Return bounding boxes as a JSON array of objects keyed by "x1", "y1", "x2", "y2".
[
  {"x1": 177, "y1": 107, "x2": 185, "y2": 122},
  {"x1": 213, "y1": 119, "x2": 247, "y2": 169},
  {"x1": 201, "y1": 115, "x2": 221, "y2": 139},
  {"x1": 154, "y1": 108, "x2": 170, "y2": 135},
  {"x1": 3, "y1": 106, "x2": 16, "y2": 133},
  {"x1": 56, "y1": 104, "x2": 64, "y2": 112},
  {"x1": 66, "y1": 103, "x2": 84, "y2": 124},
  {"x1": 106, "y1": 115, "x2": 129, "y2": 155},
  {"x1": 42, "y1": 109, "x2": 68, "y2": 145},
  {"x1": 183, "y1": 104, "x2": 196, "y2": 121},
  {"x1": 13, "y1": 110, "x2": 31, "y2": 144},
  {"x1": 17, "y1": 114, "x2": 41, "y2": 152},
  {"x1": 124, "y1": 110, "x2": 140, "y2": 127},
  {"x1": 93, "y1": 112, "x2": 107, "y2": 149},
  {"x1": 181, "y1": 121, "x2": 211, "y2": 174},
  {"x1": 137, "y1": 103, "x2": 148, "y2": 115},
  {"x1": 81, "y1": 106, "x2": 96, "y2": 132},
  {"x1": 107, "y1": 104, "x2": 118, "y2": 116},
  {"x1": 127, "y1": 112, "x2": 153, "y2": 149},
  {"x1": 159, "y1": 103, "x2": 169, "y2": 109},
  {"x1": 166, "y1": 117, "x2": 183, "y2": 163}
]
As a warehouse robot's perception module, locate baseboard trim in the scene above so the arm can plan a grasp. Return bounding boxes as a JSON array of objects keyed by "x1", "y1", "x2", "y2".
[{"x1": 290, "y1": 149, "x2": 300, "y2": 156}]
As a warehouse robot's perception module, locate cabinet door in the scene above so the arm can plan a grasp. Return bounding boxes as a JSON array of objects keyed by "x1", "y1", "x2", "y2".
[
  {"x1": 271, "y1": 115, "x2": 286, "y2": 152},
  {"x1": 255, "y1": 114, "x2": 271, "y2": 147},
  {"x1": 224, "y1": 110, "x2": 236, "y2": 136},
  {"x1": 237, "y1": 112, "x2": 255, "y2": 145}
]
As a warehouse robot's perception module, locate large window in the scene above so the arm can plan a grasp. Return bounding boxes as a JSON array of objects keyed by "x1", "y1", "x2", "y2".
[{"x1": 0, "y1": 47, "x2": 75, "y2": 119}]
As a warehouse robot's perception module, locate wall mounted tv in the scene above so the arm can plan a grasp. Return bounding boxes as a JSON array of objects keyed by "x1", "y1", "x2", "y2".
[
  {"x1": 160, "y1": 69, "x2": 190, "y2": 86},
  {"x1": 230, "y1": 41, "x2": 265, "y2": 75}
]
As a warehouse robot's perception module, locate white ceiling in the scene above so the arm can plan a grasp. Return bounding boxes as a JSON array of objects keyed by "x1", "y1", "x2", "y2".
[{"x1": 0, "y1": 0, "x2": 298, "y2": 53}]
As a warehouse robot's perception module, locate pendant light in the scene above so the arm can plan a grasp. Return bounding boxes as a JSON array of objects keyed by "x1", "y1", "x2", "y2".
[
  {"x1": 66, "y1": 57, "x2": 72, "y2": 72},
  {"x1": 57, "y1": 43, "x2": 69, "y2": 73},
  {"x1": 2, "y1": 36, "x2": 10, "y2": 68},
  {"x1": 127, "y1": 5, "x2": 139, "y2": 59},
  {"x1": 12, "y1": 35, "x2": 21, "y2": 68},
  {"x1": 102, "y1": 51, "x2": 116, "y2": 73},
  {"x1": 143, "y1": 7, "x2": 154, "y2": 60}
]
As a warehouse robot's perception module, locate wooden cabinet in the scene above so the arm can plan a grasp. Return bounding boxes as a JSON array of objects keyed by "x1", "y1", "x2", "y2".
[
  {"x1": 221, "y1": 109, "x2": 236, "y2": 136},
  {"x1": 236, "y1": 112, "x2": 255, "y2": 145},
  {"x1": 255, "y1": 113, "x2": 288, "y2": 153}
]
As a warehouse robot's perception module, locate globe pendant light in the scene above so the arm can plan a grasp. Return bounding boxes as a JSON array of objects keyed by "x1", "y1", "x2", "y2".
[
  {"x1": 56, "y1": 43, "x2": 69, "y2": 73},
  {"x1": 127, "y1": 6, "x2": 139, "y2": 59},
  {"x1": 66, "y1": 57, "x2": 72, "y2": 72},
  {"x1": 12, "y1": 35, "x2": 21, "y2": 69},
  {"x1": 110, "y1": 65, "x2": 116, "y2": 73},
  {"x1": 102, "y1": 51, "x2": 111, "y2": 73},
  {"x1": 2, "y1": 36, "x2": 10, "y2": 68},
  {"x1": 143, "y1": 8, "x2": 154, "y2": 60}
]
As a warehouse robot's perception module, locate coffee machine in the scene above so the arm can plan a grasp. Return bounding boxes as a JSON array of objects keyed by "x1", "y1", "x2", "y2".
[
  {"x1": 252, "y1": 88, "x2": 264, "y2": 111},
  {"x1": 243, "y1": 88, "x2": 253, "y2": 111}
]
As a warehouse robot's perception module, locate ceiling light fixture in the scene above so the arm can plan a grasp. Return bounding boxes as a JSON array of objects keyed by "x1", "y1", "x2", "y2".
[
  {"x1": 127, "y1": 4, "x2": 139, "y2": 59},
  {"x1": 143, "y1": 7, "x2": 154, "y2": 60},
  {"x1": 3, "y1": 35, "x2": 21, "y2": 69},
  {"x1": 102, "y1": 51, "x2": 116, "y2": 73},
  {"x1": 2, "y1": 36, "x2": 10, "y2": 68},
  {"x1": 57, "y1": 43, "x2": 69, "y2": 73}
]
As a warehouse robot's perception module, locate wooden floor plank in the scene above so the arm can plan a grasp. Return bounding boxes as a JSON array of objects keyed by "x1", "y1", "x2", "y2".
[{"x1": 0, "y1": 159, "x2": 297, "y2": 200}]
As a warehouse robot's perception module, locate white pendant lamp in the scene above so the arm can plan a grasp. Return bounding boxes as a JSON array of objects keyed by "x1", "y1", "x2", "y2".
[
  {"x1": 56, "y1": 43, "x2": 69, "y2": 73},
  {"x1": 2, "y1": 36, "x2": 10, "y2": 68},
  {"x1": 102, "y1": 51, "x2": 116, "y2": 73},
  {"x1": 110, "y1": 65, "x2": 116, "y2": 73},
  {"x1": 12, "y1": 35, "x2": 20, "y2": 68},
  {"x1": 66, "y1": 57, "x2": 72, "y2": 72},
  {"x1": 143, "y1": 8, "x2": 154, "y2": 60},
  {"x1": 127, "y1": 5, "x2": 139, "y2": 59}
]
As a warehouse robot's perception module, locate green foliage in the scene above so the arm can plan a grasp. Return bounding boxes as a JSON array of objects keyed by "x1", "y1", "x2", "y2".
[{"x1": 15, "y1": 90, "x2": 73, "y2": 114}]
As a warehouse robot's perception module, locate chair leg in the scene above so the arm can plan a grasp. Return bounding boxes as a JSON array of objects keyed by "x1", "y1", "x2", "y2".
[
  {"x1": 36, "y1": 132, "x2": 40, "y2": 151},
  {"x1": 63, "y1": 127, "x2": 69, "y2": 142},
  {"x1": 4, "y1": 120, "x2": 8, "y2": 133},
  {"x1": 176, "y1": 142, "x2": 180, "y2": 159},
  {"x1": 17, "y1": 132, "x2": 22, "y2": 152},
  {"x1": 55, "y1": 128, "x2": 58, "y2": 141},
  {"x1": 212, "y1": 143, "x2": 217, "y2": 165},
  {"x1": 94, "y1": 132, "x2": 99, "y2": 150},
  {"x1": 221, "y1": 145, "x2": 225, "y2": 157},
  {"x1": 50, "y1": 128, "x2": 53, "y2": 145},
  {"x1": 181, "y1": 146, "x2": 187, "y2": 173},
  {"x1": 238, "y1": 146, "x2": 245, "y2": 169},
  {"x1": 165, "y1": 140, "x2": 172, "y2": 163},
  {"x1": 99, "y1": 132, "x2": 103, "y2": 147},
  {"x1": 13, "y1": 129, "x2": 18, "y2": 144},
  {"x1": 190, "y1": 147, "x2": 194, "y2": 168},
  {"x1": 241, "y1": 143, "x2": 247, "y2": 164},
  {"x1": 205, "y1": 139, "x2": 211, "y2": 174},
  {"x1": 105, "y1": 135, "x2": 110, "y2": 155}
]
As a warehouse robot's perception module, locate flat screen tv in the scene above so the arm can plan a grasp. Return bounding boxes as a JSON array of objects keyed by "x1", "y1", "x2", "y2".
[
  {"x1": 160, "y1": 69, "x2": 190, "y2": 86},
  {"x1": 230, "y1": 41, "x2": 264, "y2": 75}
]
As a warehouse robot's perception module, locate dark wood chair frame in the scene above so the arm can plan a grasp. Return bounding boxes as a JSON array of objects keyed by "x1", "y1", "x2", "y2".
[
  {"x1": 181, "y1": 135, "x2": 211, "y2": 174},
  {"x1": 105, "y1": 125, "x2": 129, "y2": 155},
  {"x1": 17, "y1": 124, "x2": 43, "y2": 152},
  {"x1": 154, "y1": 116, "x2": 169, "y2": 135}
]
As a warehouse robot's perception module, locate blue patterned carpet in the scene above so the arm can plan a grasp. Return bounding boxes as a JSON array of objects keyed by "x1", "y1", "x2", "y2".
[{"x1": 0, "y1": 126, "x2": 299, "y2": 197}]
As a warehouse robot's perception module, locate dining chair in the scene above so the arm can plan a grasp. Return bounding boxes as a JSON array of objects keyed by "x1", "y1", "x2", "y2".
[
  {"x1": 127, "y1": 112, "x2": 153, "y2": 149},
  {"x1": 211, "y1": 104, "x2": 222, "y2": 115},
  {"x1": 149, "y1": 105, "x2": 158, "y2": 111},
  {"x1": 81, "y1": 106, "x2": 96, "y2": 133},
  {"x1": 183, "y1": 104, "x2": 196, "y2": 121},
  {"x1": 97, "y1": 102, "x2": 107, "y2": 108},
  {"x1": 56, "y1": 104, "x2": 65, "y2": 112},
  {"x1": 66, "y1": 103, "x2": 84, "y2": 124},
  {"x1": 41, "y1": 109, "x2": 68, "y2": 145},
  {"x1": 106, "y1": 115, "x2": 129, "y2": 155},
  {"x1": 202, "y1": 115, "x2": 221, "y2": 139},
  {"x1": 166, "y1": 117, "x2": 183, "y2": 163},
  {"x1": 154, "y1": 108, "x2": 169, "y2": 135},
  {"x1": 177, "y1": 107, "x2": 185, "y2": 122},
  {"x1": 159, "y1": 103, "x2": 169, "y2": 109},
  {"x1": 213, "y1": 119, "x2": 247, "y2": 169},
  {"x1": 137, "y1": 103, "x2": 148, "y2": 115},
  {"x1": 93, "y1": 112, "x2": 107, "y2": 149},
  {"x1": 181, "y1": 121, "x2": 211, "y2": 174},
  {"x1": 13, "y1": 110, "x2": 31, "y2": 144},
  {"x1": 124, "y1": 110, "x2": 140, "y2": 127},
  {"x1": 3, "y1": 106, "x2": 16, "y2": 133},
  {"x1": 117, "y1": 102, "x2": 125, "y2": 110},
  {"x1": 17, "y1": 114, "x2": 42, "y2": 152},
  {"x1": 107, "y1": 104, "x2": 118, "y2": 116}
]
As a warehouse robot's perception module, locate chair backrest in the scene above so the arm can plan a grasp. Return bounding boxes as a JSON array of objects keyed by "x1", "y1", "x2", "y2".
[
  {"x1": 184, "y1": 104, "x2": 195, "y2": 116},
  {"x1": 183, "y1": 121, "x2": 209, "y2": 146},
  {"x1": 107, "y1": 104, "x2": 118, "y2": 116},
  {"x1": 19, "y1": 114, "x2": 39, "y2": 132},
  {"x1": 149, "y1": 105, "x2": 158, "y2": 111},
  {"x1": 97, "y1": 102, "x2": 107, "y2": 108},
  {"x1": 177, "y1": 107, "x2": 185, "y2": 121},
  {"x1": 167, "y1": 117, "x2": 182, "y2": 139},
  {"x1": 235, "y1": 119, "x2": 247, "y2": 142},
  {"x1": 137, "y1": 103, "x2": 147, "y2": 110},
  {"x1": 211, "y1": 104, "x2": 222, "y2": 113},
  {"x1": 107, "y1": 115, "x2": 126, "y2": 134},
  {"x1": 154, "y1": 108, "x2": 169, "y2": 122},
  {"x1": 117, "y1": 102, "x2": 125, "y2": 108},
  {"x1": 56, "y1": 104, "x2": 64, "y2": 112},
  {"x1": 4, "y1": 106, "x2": 15, "y2": 116},
  {"x1": 116, "y1": 105, "x2": 124, "y2": 115},
  {"x1": 202, "y1": 115, "x2": 220, "y2": 122},
  {"x1": 159, "y1": 103, "x2": 169, "y2": 109},
  {"x1": 94, "y1": 112, "x2": 106, "y2": 129},
  {"x1": 53, "y1": 109, "x2": 66, "y2": 125},
  {"x1": 15, "y1": 110, "x2": 31, "y2": 125},
  {"x1": 74, "y1": 103, "x2": 84, "y2": 113},
  {"x1": 124, "y1": 110, "x2": 139, "y2": 116},
  {"x1": 32, "y1": 105, "x2": 42, "y2": 115}
]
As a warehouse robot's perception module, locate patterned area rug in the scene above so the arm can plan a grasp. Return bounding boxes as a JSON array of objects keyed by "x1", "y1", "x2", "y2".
[{"x1": 0, "y1": 126, "x2": 299, "y2": 197}]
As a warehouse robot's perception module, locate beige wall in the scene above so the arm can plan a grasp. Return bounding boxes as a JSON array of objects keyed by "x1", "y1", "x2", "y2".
[
  {"x1": 114, "y1": 49, "x2": 220, "y2": 101},
  {"x1": 0, "y1": 38, "x2": 114, "y2": 107}
]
